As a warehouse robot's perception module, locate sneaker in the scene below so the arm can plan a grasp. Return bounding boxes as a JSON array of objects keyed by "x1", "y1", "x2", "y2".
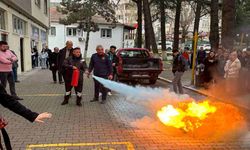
[
  {"x1": 107, "y1": 92, "x2": 112, "y2": 96},
  {"x1": 99, "y1": 93, "x2": 102, "y2": 97}
]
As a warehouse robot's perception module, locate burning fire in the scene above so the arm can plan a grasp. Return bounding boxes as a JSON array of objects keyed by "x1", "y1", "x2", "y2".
[{"x1": 157, "y1": 101, "x2": 217, "y2": 132}]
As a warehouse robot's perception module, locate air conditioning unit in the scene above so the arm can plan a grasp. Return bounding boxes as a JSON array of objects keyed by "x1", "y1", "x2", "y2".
[{"x1": 78, "y1": 37, "x2": 85, "y2": 42}]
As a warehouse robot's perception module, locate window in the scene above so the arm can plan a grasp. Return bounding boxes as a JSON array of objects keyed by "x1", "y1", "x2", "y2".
[
  {"x1": 41, "y1": 30, "x2": 47, "y2": 43},
  {"x1": 31, "y1": 25, "x2": 39, "y2": 40},
  {"x1": 66, "y1": 28, "x2": 77, "y2": 36},
  {"x1": 35, "y1": 0, "x2": 41, "y2": 8},
  {"x1": 77, "y1": 29, "x2": 83, "y2": 37},
  {"x1": 118, "y1": 15, "x2": 123, "y2": 20},
  {"x1": 100, "y1": 29, "x2": 112, "y2": 38},
  {"x1": 0, "y1": 34, "x2": 7, "y2": 42},
  {"x1": 120, "y1": 50, "x2": 149, "y2": 58},
  {"x1": 44, "y1": 0, "x2": 48, "y2": 14},
  {"x1": 0, "y1": 9, "x2": 5, "y2": 30},
  {"x1": 50, "y1": 27, "x2": 56, "y2": 36},
  {"x1": 13, "y1": 15, "x2": 26, "y2": 35}
]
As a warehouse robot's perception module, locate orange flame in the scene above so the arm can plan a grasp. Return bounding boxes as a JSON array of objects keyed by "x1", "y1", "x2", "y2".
[{"x1": 157, "y1": 101, "x2": 217, "y2": 132}]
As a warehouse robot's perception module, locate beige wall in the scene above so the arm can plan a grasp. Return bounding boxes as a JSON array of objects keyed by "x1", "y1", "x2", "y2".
[
  {"x1": 31, "y1": 0, "x2": 50, "y2": 27},
  {"x1": 0, "y1": 1, "x2": 48, "y2": 73},
  {"x1": 11, "y1": 0, "x2": 32, "y2": 14}
]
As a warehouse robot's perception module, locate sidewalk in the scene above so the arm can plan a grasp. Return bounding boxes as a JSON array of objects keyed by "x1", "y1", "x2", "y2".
[
  {"x1": 160, "y1": 61, "x2": 250, "y2": 110},
  {"x1": 1, "y1": 68, "x2": 250, "y2": 149}
]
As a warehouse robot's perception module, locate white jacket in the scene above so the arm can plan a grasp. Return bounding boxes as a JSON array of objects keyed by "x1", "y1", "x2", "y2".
[{"x1": 224, "y1": 58, "x2": 241, "y2": 79}]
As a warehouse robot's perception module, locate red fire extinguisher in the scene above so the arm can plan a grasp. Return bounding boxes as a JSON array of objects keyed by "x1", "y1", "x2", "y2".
[{"x1": 71, "y1": 69, "x2": 80, "y2": 87}]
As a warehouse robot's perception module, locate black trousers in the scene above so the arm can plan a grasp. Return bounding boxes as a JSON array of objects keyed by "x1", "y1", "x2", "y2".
[
  {"x1": 51, "y1": 69, "x2": 62, "y2": 82},
  {"x1": 0, "y1": 72, "x2": 17, "y2": 96},
  {"x1": 64, "y1": 80, "x2": 83, "y2": 97},
  {"x1": 93, "y1": 76, "x2": 108, "y2": 100},
  {"x1": 46, "y1": 59, "x2": 49, "y2": 69}
]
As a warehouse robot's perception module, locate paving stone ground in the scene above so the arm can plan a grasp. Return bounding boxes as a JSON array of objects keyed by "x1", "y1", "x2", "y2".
[{"x1": 1, "y1": 68, "x2": 250, "y2": 150}]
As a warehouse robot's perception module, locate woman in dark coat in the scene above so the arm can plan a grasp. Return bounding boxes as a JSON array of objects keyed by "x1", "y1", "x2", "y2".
[
  {"x1": 0, "y1": 84, "x2": 52, "y2": 150},
  {"x1": 204, "y1": 51, "x2": 218, "y2": 88}
]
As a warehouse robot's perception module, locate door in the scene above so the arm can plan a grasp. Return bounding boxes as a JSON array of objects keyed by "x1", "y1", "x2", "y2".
[{"x1": 20, "y1": 38, "x2": 24, "y2": 72}]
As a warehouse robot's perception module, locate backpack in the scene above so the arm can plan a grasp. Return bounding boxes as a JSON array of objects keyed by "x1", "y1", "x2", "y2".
[{"x1": 178, "y1": 55, "x2": 189, "y2": 71}]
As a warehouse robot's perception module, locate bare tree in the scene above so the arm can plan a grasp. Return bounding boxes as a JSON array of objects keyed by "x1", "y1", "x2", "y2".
[
  {"x1": 180, "y1": 2, "x2": 195, "y2": 43},
  {"x1": 222, "y1": 0, "x2": 236, "y2": 50},
  {"x1": 173, "y1": 0, "x2": 182, "y2": 50},
  {"x1": 160, "y1": 0, "x2": 166, "y2": 51},
  {"x1": 209, "y1": 0, "x2": 219, "y2": 51},
  {"x1": 132, "y1": 0, "x2": 143, "y2": 48},
  {"x1": 143, "y1": 0, "x2": 158, "y2": 52},
  {"x1": 191, "y1": 0, "x2": 202, "y2": 52}
]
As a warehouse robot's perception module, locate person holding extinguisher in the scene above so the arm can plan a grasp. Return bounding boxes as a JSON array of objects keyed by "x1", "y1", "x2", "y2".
[
  {"x1": 86, "y1": 45, "x2": 113, "y2": 104},
  {"x1": 61, "y1": 47, "x2": 87, "y2": 106}
]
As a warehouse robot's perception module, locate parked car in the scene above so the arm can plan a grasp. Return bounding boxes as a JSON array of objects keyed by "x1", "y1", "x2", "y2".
[
  {"x1": 198, "y1": 44, "x2": 211, "y2": 51},
  {"x1": 157, "y1": 41, "x2": 173, "y2": 51},
  {"x1": 116, "y1": 48, "x2": 163, "y2": 84}
]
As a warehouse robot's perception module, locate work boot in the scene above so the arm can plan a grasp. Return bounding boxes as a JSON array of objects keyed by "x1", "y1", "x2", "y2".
[
  {"x1": 61, "y1": 95, "x2": 70, "y2": 105},
  {"x1": 76, "y1": 96, "x2": 82, "y2": 106}
]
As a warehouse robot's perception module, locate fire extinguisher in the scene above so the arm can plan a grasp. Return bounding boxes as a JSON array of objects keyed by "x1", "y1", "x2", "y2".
[{"x1": 71, "y1": 69, "x2": 80, "y2": 87}]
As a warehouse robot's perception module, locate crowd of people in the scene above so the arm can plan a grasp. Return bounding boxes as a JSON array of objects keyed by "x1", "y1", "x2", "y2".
[
  {"x1": 172, "y1": 46, "x2": 250, "y2": 95},
  {"x1": 42, "y1": 41, "x2": 118, "y2": 106},
  {"x1": 0, "y1": 41, "x2": 52, "y2": 150},
  {"x1": 0, "y1": 40, "x2": 118, "y2": 149}
]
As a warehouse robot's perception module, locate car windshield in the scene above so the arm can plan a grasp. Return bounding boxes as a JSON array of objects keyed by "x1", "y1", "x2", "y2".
[{"x1": 120, "y1": 50, "x2": 149, "y2": 58}]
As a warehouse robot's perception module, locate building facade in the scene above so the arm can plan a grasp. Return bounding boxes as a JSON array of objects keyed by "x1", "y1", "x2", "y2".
[
  {"x1": 49, "y1": 6, "x2": 135, "y2": 57},
  {"x1": 0, "y1": 0, "x2": 49, "y2": 73}
]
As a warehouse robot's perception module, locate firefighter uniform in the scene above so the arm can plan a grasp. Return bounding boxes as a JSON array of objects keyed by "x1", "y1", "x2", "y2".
[{"x1": 61, "y1": 56, "x2": 87, "y2": 106}]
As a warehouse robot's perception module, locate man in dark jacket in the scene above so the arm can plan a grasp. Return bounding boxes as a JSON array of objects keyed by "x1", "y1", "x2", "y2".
[
  {"x1": 87, "y1": 45, "x2": 113, "y2": 104},
  {"x1": 106, "y1": 45, "x2": 118, "y2": 95},
  {"x1": 0, "y1": 84, "x2": 52, "y2": 150},
  {"x1": 197, "y1": 47, "x2": 206, "y2": 64},
  {"x1": 44, "y1": 45, "x2": 52, "y2": 69},
  {"x1": 49, "y1": 47, "x2": 61, "y2": 83},
  {"x1": 58, "y1": 41, "x2": 73, "y2": 84},
  {"x1": 61, "y1": 47, "x2": 88, "y2": 106},
  {"x1": 172, "y1": 49, "x2": 186, "y2": 94}
]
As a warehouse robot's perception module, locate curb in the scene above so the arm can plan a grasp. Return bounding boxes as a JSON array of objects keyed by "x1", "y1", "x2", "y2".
[{"x1": 158, "y1": 76, "x2": 208, "y2": 96}]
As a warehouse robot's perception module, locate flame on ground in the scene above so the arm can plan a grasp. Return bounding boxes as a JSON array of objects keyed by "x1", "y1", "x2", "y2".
[{"x1": 157, "y1": 101, "x2": 217, "y2": 132}]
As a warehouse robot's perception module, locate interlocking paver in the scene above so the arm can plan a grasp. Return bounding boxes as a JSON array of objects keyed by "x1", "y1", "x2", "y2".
[{"x1": 1, "y1": 69, "x2": 250, "y2": 149}]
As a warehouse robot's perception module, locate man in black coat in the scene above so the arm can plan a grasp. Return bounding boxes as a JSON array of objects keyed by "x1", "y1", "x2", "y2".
[
  {"x1": 49, "y1": 47, "x2": 61, "y2": 83},
  {"x1": 44, "y1": 45, "x2": 52, "y2": 69},
  {"x1": 0, "y1": 84, "x2": 52, "y2": 150},
  {"x1": 106, "y1": 45, "x2": 118, "y2": 95},
  {"x1": 87, "y1": 45, "x2": 113, "y2": 104},
  {"x1": 197, "y1": 47, "x2": 206, "y2": 64},
  {"x1": 107, "y1": 45, "x2": 118, "y2": 78},
  {"x1": 58, "y1": 41, "x2": 73, "y2": 84}
]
